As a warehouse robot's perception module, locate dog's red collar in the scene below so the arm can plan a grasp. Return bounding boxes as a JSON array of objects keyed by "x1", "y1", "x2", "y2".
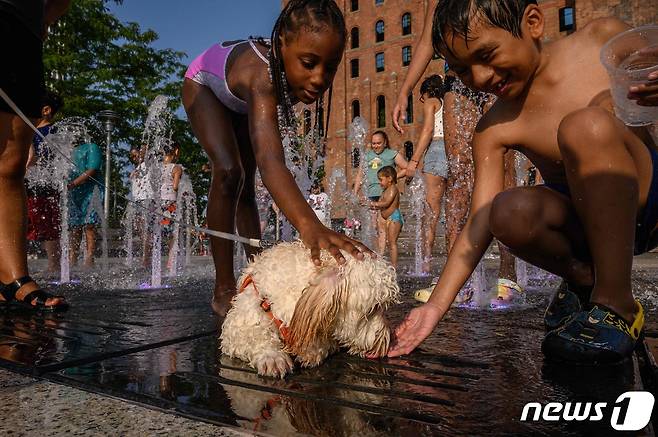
[{"x1": 239, "y1": 275, "x2": 291, "y2": 344}]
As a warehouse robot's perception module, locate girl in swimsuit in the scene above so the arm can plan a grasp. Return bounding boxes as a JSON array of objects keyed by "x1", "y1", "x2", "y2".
[{"x1": 182, "y1": 0, "x2": 368, "y2": 315}]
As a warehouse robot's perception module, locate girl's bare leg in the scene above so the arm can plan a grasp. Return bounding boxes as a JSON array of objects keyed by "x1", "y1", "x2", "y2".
[{"x1": 183, "y1": 80, "x2": 246, "y2": 316}]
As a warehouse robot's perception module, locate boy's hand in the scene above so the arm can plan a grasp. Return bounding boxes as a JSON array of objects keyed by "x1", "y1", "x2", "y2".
[
  {"x1": 300, "y1": 223, "x2": 372, "y2": 266},
  {"x1": 387, "y1": 303, "x2": 446, "y2": 357},
  {"x1": 627, "y1": 47, "x2": 658, "y2": 106}
]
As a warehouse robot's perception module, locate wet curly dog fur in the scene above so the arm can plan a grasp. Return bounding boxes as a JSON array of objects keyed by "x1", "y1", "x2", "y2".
[{"x1": 220, "y1": 241, "x2": 400, "y2": 377}]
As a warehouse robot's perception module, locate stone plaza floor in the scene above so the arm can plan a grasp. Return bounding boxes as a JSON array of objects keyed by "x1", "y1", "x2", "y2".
[{"x1": 0, "y1": 254, "x2": 656, "y2": 436}]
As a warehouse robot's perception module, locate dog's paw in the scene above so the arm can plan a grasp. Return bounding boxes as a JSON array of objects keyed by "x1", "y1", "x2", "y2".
[{"x1": 253, "y1": 351, "x2": 294, "y2": 378}]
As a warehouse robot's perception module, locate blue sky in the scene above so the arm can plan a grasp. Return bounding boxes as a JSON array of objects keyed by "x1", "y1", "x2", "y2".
[{"x1": 107, "y1": 0, "x2": 282, "y2": 63}]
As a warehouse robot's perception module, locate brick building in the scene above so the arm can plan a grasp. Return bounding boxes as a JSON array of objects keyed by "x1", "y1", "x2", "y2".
[{"x1": 282, "y1": 0, "x2": 657, "y2": 215}]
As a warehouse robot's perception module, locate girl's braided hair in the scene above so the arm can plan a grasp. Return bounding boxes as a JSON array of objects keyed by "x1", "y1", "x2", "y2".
[{"x1": 263, "y1": 0, "x2": 346, "y2": 141}]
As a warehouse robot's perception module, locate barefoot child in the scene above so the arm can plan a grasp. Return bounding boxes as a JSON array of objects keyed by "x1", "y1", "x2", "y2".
[
  {"x1": 389, "y1": 0, "x2": 657, "y2": 364},
  {"x1": 370, "y1": 166, "x2": 403, "y2": 269},
  {"x1": 353, "y1": 131, "x2": 408, "y2": 254},
  {"x1": 182, "y1": 0, "x2": 368, "y2": 315}
]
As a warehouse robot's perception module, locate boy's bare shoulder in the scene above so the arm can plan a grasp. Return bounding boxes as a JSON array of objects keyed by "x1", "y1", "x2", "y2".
[
  {"x1": 578, "y1": 17, "x2": 630, "y2": 45},
  {"x1": 472, "y1": 100, "x2": 516, "y2": 149}
]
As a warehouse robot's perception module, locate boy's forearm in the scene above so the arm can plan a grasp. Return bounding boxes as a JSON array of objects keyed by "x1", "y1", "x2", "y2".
[{"x1": 428, "y1": 211, "x2": 493, "y2": 310}]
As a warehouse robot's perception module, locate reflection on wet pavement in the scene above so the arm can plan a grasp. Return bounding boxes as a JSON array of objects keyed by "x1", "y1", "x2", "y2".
[{"x1": 0, "y1": 273, "x2": 654, "y2": 436}]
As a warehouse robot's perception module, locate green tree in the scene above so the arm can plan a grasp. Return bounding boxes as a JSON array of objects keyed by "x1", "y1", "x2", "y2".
[{"x1": 42, "y1": 0, "x2": 209, "y2": 225}]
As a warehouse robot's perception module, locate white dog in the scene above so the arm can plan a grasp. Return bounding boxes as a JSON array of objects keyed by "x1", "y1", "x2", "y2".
[{"x1": 220, "y1": 241, "x2": 400, "y2": 378}]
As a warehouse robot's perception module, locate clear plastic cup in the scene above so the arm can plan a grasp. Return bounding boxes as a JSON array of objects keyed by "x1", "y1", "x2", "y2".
[{"x1": 600, "y1": 25, "x2": 658, "y2": 126}]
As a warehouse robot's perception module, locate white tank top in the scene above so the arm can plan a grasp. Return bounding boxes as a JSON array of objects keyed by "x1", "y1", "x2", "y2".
[
  {"x1": 433, "y1": 104, "x2": 444, "y2": 139},
  {"x1": 160, "y1": 163, "x2": 180, "y2": 201}
]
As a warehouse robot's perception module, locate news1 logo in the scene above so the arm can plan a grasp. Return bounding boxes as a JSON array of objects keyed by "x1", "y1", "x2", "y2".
[{"x1": 520, "y1": 391, "x2": 655, "y2": 431}]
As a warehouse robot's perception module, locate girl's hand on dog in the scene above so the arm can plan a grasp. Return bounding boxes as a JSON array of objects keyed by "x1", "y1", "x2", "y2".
[
  {"x1": 300, "y1": 223, "x2": 372, "y2": 266},
  {"x1": 387, "y1": 303, "x2": 446, "y2": 357}
]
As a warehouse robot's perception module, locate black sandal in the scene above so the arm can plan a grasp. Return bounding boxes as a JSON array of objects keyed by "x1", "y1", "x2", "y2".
[{"x1": 0, "y1": 276, "x2": 68, "y2": 312}]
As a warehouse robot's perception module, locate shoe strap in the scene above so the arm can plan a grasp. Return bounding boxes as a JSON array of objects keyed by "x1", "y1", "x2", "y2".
[
  {"x1": 0, "y1": 276, "x2": 35, "y2": 303},
  {"x1": 589, "y1": 301, "x2": 644, "y2": 341},
  {"x1": 630, "y1": 300, "x2": 644, "y2": 340},
  {"x1": 12, "y1": 276, "x2": 34, "y2": 292}
]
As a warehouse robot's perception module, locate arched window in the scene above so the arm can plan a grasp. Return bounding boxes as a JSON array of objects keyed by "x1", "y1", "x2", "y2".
[
  {"x1": 404, "y1": 141, "x2": 414, "y2": 161},
  {"x1": 351, "y1": 100, "x2": 360, "y2": 120},
  {"x1": 303, "y1": 109, "x2": 311, "y2": 135},
  {"x1": 405, "y1": 94, "x2": 413, "y2": 124},
  {"x1": 375, "y1": 0, "x2": 384, "y2": 5},
  {"x1": 402, "y1": 46, "x2": 412, "y2": 66},
  {"x1": 350, "y1": 58, "x2": 359, "y2": 78},
  {"x1": 402, "y1": 13, "x2": 412, "y2": 35},
  {"x1": 351, "y1": 0, "x2": 359, "y2": 12},
  {"x1": 375, "y1": 52, "x2": 384, "y2": 72},
  {"x1": 376, "y1": 95, "x2": 386, "y2": 128},
  {"x1": 375, "y1": 20, "x2": 385, "y2": 43},
  {"x1": 351, "y1": 27, "x2": 359, "y2": 49},
  {"x1": 352, "y1": 148, "x2": 360, "y2": 168}
]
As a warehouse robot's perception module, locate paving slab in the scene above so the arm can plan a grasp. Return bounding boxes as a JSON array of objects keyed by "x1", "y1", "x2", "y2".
[{"x1": 0, "y1": 260, "x2": 655, "y2": 436}]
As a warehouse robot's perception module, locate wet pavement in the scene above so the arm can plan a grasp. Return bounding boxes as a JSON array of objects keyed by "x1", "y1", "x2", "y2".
[{"x1": 0, "y1": 255, "x2": 656, "y2": 436}]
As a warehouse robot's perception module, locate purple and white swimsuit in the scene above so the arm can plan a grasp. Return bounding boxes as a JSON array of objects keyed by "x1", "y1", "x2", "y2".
[{"x1": 185, "y1": 39, "x2": 269, "y2": 115}]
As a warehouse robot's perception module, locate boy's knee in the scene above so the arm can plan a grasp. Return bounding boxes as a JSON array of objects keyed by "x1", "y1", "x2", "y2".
[
  {"x1": 490, "y1": 189, "x2": 543, "y2": 246},
  {"x1": 211, "y1": 164, "x2": 244, "y2": 195},
  {"x1": 558, "y1": 107, "x2": 620, "y2": 153}
]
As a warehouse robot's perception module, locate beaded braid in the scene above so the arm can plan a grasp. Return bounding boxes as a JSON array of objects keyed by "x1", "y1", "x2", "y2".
[{"x1": 267, "y1": 0, "x2": 345, "y2": 144}]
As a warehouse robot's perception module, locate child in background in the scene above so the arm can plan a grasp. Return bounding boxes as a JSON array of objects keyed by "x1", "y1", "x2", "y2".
[
  {"x1": 353, "y1": 130, "x2": 408, "y2": 253},
  {"x1": 389, "y1": 0, "x2": 658, "y2": 364},
  {"x1": 370, "y1": 166, "x2": 403, "y2": 269},
  {"x1": 67, "y1": 135, "x2": 103, "y2": 268},
  {"x1": 182, "y1": 0, "x2": 368, "y2": 315},
  {"x1": 308, "y1": 182, "x2": 330, "y2": 227},
  {"x1": 160, "y1": 144, "x2": 183, "y2": 271},
  {"x1": 26, "y1": 91, "x2": 63, "y2": 277}
]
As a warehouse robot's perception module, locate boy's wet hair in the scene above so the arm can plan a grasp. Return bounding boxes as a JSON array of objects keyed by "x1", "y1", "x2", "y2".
[
  {"x1": 267, "y1": 0, "x2": 346, "y2": 140},
  {"x1": 432, "y1": 0, "x2": 538, "y2": 57},
  {"x1": 420, "y1": 75, "x2": 446, "y2": 100},
  {"x1": 41, "y1": 91, "x2": 63, "y2": 115},
  {"x1": 377, "y1": 165, "x2": 397, "y2": 184},
  {"x1": 372, "y1": 130, "x2": 389, "y2": 147}
]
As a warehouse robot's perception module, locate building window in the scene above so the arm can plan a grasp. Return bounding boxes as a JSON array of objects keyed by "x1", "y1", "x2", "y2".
[
  {"x1": 352, "y1": 148, "x2": 360, "y2": 168},
  {"x1": 402, "y1": 13, "x2": 411, "y2": 35},
  {"x1": 351, "y1": 100, "x2": 360, "y2": 120},
  {"x1": 375, "y1": 52, "x2": 384, "y2": 72},
  {"x1": 559, "y1": 7, "x2": 575, "y2": 32},
  {"x1": 402, "y1": 46, "x2": 412, "y2": 67},
  {"x1": 375, "y1": 0, "x2": 384, "y2": 5},
  {"x1": 351, "y1": 0, "x2": 358, "y2": 12},
  {"x1": 303, "y1": 109, "x2": 311, "y2": 135},
  {"x1": 404, "y1": 141, "x2": 414, "y2": 161},
  {"x1": 375, "y1": 20, "x2": 385, "y2": 43},
  {"x1": 350, "y1": 58, "x2": 359, "y2": 78},
  {"x1": 405, "y1": 94, "x2": 413, "y2": 124},
  {"x1": 376, "y1": 95, "x2": 386, "y2": 128},
  {"x1": 351, "y1": 27, "x2": 359, "y2": 49}
]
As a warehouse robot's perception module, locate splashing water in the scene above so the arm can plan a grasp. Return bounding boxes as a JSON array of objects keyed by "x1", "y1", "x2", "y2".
[
  {"x1": 345, "y1": 117, "x2": 376, "y2": 248},
  {"x1": 25, "y1": 117, "x2": 103, "y2": 283},
  {"x1": 407, "y1": 176, "x2": 428, "y2": 277}
]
